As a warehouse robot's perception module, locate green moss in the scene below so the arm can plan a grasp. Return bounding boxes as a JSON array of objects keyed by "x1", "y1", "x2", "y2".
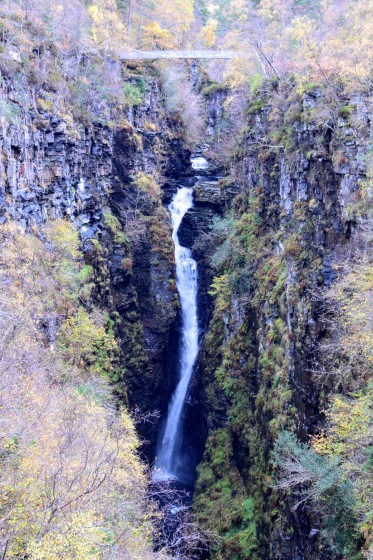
[
  {"x1": 338, "y1": 105, "x2": 355, "y2": 118},
  {"x1": 284, "y1": 100, "x2": 303, "y2": 125},
  {"x1": 194, "y1": 430, "x2": 261, "y2": 560},
  {"x1": 304, "y1": 81, "x2": 322, "y2": 92},
  {"x1": 132, "y1": 132, "x2": 143, "y2": 150},
  {"x1": 77, "y1": 264, "x2": 93, "y2": 284},
  {"x1": 0, "y1": 100, "x2": 21, "y2": 124},
  {"x1": 202, "y1": 82, "x2": 229, "y2": 96},
  {"x1": 247, "y1": 98, "x2": 264, "y2": 115},
  {"x1": 123, "y1": 82, "x2": 144, "y2": 106},
  {"x1": 103, "y1": 211, "x2": 129, "y2": 246},
  {"x1": 193, "y1": 78, "x2": 351, "y2": 559},
  {"x1": 283, "y1": 234, "x2": 302, "y2": 258}
]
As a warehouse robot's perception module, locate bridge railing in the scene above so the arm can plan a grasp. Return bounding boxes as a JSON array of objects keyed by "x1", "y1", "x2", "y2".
[{"x1": 119, "y1": 49, "x2": 240, "y2": 60}]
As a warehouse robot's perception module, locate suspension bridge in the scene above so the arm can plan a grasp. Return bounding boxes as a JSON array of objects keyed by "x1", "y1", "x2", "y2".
[{"x1": 119, "y1": 49, "x2": 240, "y2": 60}]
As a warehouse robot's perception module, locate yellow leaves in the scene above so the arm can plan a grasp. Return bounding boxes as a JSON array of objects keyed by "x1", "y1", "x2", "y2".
[
  {"x1": 312, "y1": 387, "x2": 373, "y2": 537},
  {"x1": 58, "y1": 306, "x2": 117, "y2": 375},
  {"x1": 312, "y1": 247, "x2": 373, "y2": 549},
  {"x1": 286, "y1": 15, "x2": 315, "y2": 51},
  {"x1": 28, "y1": 512, "x2": 104, "y2": 560},
  {"x1": 136, "y1": 171, "x2": 162, "y2": 201},
  {"x1": 225, "y1": 55, "x2": 257, "y2": 92},
  {"x1": 0, "y1": 335, "x2": 149, "y2": 559},
  {"x1": 258, "y1": 0, "x2": 289, "y2": 22},
  {"x1": 208, "y1": 274, "x2": 229, "y2": 296},
  {"x1": 45, "y1": 218, "x2": 81, "y2": 262},
  {"x1": 86, "y1": 0, "x2": 126, "y2": 46},
  {"x1": 221, "y1": 0, "x2": 373, "y2": 91},
  {"x1": 87, "y1": 4, "x2": 99, "y2": 22},
  {"x1": 0, "y1": 220, "x2": 157, "y2": 560},
  {"x1": 4, "y1": 439, "x2": 18, "y2": 451},
  {"x1": 313, "y1": 391, "x2": 373, "y2": 460},
  {"x1": 142, "y1": 0, "x2": 194, "y2": 47},
  {"x1": 334, "y1": 260, "x2": 373, "y2": 363},
  {"x1": 230, "y1": 0, "x2": 249, "y2": 21},
  {"x1": 208, "y1": 274, "x2": 232, "y2": 313},
  {"x1": 156, "y1": 0, "x2": 194, "y2": 32},
  {"x1": 141, "y1": 21, "x2": 173, "y2": 49},
  {"x1": 200, "y1": 21, "x2": 217, "y2": 48}
]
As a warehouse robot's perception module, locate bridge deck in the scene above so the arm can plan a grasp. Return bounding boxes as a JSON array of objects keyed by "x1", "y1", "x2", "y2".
[{"x1": 119, "y1": 49, "x2": 239, "y2": 60}]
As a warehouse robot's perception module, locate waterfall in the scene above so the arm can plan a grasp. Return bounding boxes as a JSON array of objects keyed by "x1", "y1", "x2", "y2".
[
  {"x1": 154, "y1": 186, "x2": 199, "y2": 482},
  {"x1": 191, "y1": 156, "x2": 209, "y2": 170}
]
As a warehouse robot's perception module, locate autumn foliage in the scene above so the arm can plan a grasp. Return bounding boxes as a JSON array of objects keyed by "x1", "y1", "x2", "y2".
[
  {"x1": 0, "y1": 221, "x2": 168, "y2": 560},
  {"x1": 274, "y1": 236, "x2": 373, "y2": 558},
  {"x1": 202, "y1": 0, "x2": 373, "y2": 94}
]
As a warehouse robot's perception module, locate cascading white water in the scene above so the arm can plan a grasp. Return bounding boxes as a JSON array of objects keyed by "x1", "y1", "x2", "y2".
[
  {"x1": 191, "y1": 156, "x2": 209, "y2": 170},
  {"x1": 154, "y1": 186, "x2": 199, "y2": 481}
]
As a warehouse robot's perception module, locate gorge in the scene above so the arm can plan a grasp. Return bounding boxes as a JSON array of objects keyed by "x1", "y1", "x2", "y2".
[{"x1": 1, "y1": 2, "x2": 373, "y2": 558}]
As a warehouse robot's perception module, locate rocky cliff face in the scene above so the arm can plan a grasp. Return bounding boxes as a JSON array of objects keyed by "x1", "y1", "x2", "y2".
[
  {"x1": 193, "y1": 83, "x2": 367, "y2": 560},
  {"x1": 0, "y1": 69, "x2": 192, "y2": 454},
  {"x1": 2, "y1": 63, "x2": 368, "y2": 559}
]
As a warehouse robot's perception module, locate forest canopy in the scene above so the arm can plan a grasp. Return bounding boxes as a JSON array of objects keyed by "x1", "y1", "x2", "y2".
[{"x1": 2, "y1": 0, "x2": 373, "y2": 90}]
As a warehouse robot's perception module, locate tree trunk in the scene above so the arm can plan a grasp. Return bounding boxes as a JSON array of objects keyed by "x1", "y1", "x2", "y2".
[{"x1": 127, "y1": 0, "x2": 133, "y2": 36}]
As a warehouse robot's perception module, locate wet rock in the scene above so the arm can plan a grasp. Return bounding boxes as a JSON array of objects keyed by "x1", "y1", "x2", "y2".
[{"x1": 0, "y1": 72, "x2": 193, "y2": 463}]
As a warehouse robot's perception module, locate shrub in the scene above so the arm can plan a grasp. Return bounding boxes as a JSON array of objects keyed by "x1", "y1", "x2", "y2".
[
  {"x1": 338, "y1": 105, "x2": 355, "y2": 118},
  {"x1": 58, "y1": 306, "x2": 118, "y2": 377},
  {"x1": 123, "y1": 82, "x2": 143, "y2": 106},
  {"x1": 103, "y1": 211, "x2": 129, "y2": 246},
  {"x1": 273, "y1": 431, "x2": 363, "y2": 558},
  {"x1": 202, "y1": 82, "x2": 228, "y2": 96},
  {"x1": 0, "y1": 100, "x2": 21, "y2": 123}
]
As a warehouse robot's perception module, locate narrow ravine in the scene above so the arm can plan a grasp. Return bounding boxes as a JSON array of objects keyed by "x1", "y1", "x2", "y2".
[
  {"x1": 154, "y1": 191, "x2": 199, "y2": 481},
  {"x1": 154, "y1": 156, "x2": 208, "y2": 485}
]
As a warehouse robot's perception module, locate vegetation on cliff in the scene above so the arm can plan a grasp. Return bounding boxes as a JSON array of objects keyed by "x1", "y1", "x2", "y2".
[
  {"x1": 194, "y1": 74, "x2": 373, "y2": 560},
  {"x1": 273, "y1": 231, "x2": 373, "y2": 559},
  {"x1": 3, "y1": 1, "x2": 373, "y2": 560},
  {"x1": 0, "y1": 0, "x2": 205, "y2": 136},
  {"x1": 0, "y1": 219, "x2": 170, "y2": 560}
]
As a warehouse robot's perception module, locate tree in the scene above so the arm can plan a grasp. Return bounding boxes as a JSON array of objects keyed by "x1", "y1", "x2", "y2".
[
  {"x1": 160, "y1": 64, "x2": 204, "y2": 143},
  {"x1": 200, "y1": 21, "x2": 217, "y2": 47},
  {"x1": 305, "y1": 219, "x2": 373, "y2": 557},
  {"x1": 127, "y1": 0, "x2": 132, "y2": 35},
  {"x1": 141, "y1": 21, "x2": 173, "y2": 49},
  {"x1": 0, "y1": 221, "x2": 169, "y2": 560},
  {"x1": 273, "y1": 431, "x2": 363, "y2": 557},
  {"x1": 142, "y1": 0, "x2": 194, "y2": 48}
]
